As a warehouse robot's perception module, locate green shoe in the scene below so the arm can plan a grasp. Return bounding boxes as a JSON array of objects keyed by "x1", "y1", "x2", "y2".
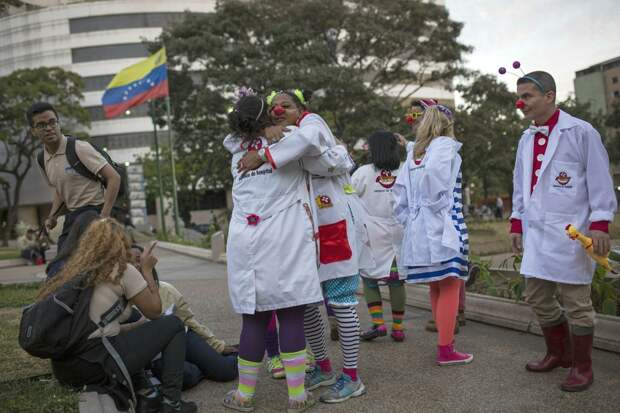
[
  {"x1": 267, "y1": 355, "x2": 286, "y2": 379},
  {"x1": 319, "y1": 374, "x2": 366, "y2": 403},
  {"x1": 287, "y1": 392, "x2": 316, "y2": 413},
  {"x1": 305, "y1": 367, "x2": 336, "y2": 391},
  {"x1": 222, "y1": 390, "x2": 254, "y2": 412}
]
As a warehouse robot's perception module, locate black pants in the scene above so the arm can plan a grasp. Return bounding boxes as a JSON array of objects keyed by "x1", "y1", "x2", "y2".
[
  {"x1": 110, "y1": 315, "x2": 186, "y2": 401},
  {"x1": 58, "y1": 205, "x2": 102, "y2": 251},
  {"x1": 152, "y1": 329, "x2": 238, "y2": 390}
]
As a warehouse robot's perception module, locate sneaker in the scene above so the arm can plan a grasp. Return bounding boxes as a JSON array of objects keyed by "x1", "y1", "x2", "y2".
[
  {"x1": 360, "y1": 324, "x2": 387, "y2": 341},
  {"x1": 161, "y1": 399, "x2": 197, "y2": 413},
  {"x1": 305, "y1": 367, "x2": 336, "y2": 391},
  {"x1": 319, "y1": 374, "x2": 366, "y2": 403},
  {"x1": 222, "y1": 390, "x2": 254, "y2": 412},
  {"x1": 437, "y1": 343, "x2": 474, "y2": 366},
  {"x1": 287, "y1": 392, "x2": 316, "y2": 413},
  {"x1": 391, "y1": 329, "x2": 405, "y2": 342},
  {"x1": 425, "y1": 319, "x2": 459, "y2": 334},
  {"x1": 305, "y1": 352, "x2": 315, "y2": 372},
  {"x1": 267, "y1": 355, "x2": 286, "y2": 379}
]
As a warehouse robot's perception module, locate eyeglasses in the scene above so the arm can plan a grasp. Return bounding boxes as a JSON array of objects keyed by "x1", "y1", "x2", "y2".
[{"x1": 33, "y1": 118, "x2": 58, "y2": 130}]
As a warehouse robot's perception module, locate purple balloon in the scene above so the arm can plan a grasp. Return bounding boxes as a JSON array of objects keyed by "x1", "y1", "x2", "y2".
[
  {"x1": 512, "y1": 61, "x2": 521, "y2": 69},
  {"x1": 498, "y1": 67, "x2": 507, "y2": 75}
]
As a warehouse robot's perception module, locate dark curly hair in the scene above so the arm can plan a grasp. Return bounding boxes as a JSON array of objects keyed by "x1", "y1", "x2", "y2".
[
  {"x1": 368, "y1": 130, "x2": 400, "y2": 171},
  {"x1": 228, "y1": 95, "x2": 271, "y2": 140},
  {"x1": 278, "y1": 89, "x2": 313, "y2": 111}
]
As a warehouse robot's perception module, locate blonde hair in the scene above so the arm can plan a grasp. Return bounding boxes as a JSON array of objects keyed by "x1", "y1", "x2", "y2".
[
  {"x1": 37, "y1": 218, "x2": 132, "y2": 301},
  {"x1": 413, "y1": 106, "x2": 455, "y2": 159}
]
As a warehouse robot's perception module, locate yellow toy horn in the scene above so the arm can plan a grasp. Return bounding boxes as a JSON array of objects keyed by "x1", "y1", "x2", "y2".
[{"x1": 565, "y1": 224, "x2": 616, "y2": 273}]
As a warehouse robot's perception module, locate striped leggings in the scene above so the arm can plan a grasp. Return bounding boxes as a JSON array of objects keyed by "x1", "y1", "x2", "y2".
[{"x1": 304, "y1": 304, "x2": 360, "y2": 369}]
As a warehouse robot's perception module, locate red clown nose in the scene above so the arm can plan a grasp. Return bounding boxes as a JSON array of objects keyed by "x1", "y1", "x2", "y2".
[
  {"x1": 271, "y1": 105, "x2": 285, "y2": 116},
  {"x1": 515, "y1": 99, "x2": 525, "y2": 110},
  {"x1": 405, "y1": 114, "x2": 415, "y2": 125}
]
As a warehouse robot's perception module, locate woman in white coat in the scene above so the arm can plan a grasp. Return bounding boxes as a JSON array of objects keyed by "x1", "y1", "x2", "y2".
[
  {"x1": 394, "y1": 105, "x2": 473, "y2": 366},
  {"x1": 238, "y1": 89, "x2": 371, "y2": 404},
  {"x1": 222, "y1": 94, "x2": 324, "y2": 413},
  {"x1": 351, "y1": 130, "x2": 407, "y2": 342}
]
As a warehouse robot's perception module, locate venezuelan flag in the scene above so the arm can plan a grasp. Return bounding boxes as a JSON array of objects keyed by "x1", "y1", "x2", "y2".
[{"x1": 102, "y1": 48, "x2": 169, "y2": 118}]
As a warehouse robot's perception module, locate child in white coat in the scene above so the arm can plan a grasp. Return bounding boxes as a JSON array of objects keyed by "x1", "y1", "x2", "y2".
[
  {"x1": 352, "y1": 131, "x2": 407, "y2": 342},
  {"x1": 394, "y1": 105, "x2": 473, "y2": 366}
]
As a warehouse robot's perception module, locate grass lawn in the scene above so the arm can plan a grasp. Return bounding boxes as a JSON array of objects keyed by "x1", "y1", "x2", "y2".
[
  {"x1": 0, "y1": 248, "x2": 21, "y2": 261},
  {"x1": 0, "y1": 283, "x2": 78, "y2": 412}
]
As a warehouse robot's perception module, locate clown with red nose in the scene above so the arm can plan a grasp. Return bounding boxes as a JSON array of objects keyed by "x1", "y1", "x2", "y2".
[{"x1": 506, "y1": 68, "x2": 617, "y2": 393}]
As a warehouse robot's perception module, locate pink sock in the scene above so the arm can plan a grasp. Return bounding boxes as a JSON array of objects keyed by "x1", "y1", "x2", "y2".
[
  {"x1": 343, "y1": 367, "x2": 357, "y2": 381},
  {"x1": 316, "y1": 358, "x2": 332, "y2": 373}
]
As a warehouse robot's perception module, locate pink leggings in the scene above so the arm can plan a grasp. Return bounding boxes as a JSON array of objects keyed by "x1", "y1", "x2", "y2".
[{"x1": 430, "y1": 277, "x2": 462, "y2": 346}]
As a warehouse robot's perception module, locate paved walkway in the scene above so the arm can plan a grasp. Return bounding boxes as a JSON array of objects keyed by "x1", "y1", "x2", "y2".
[{"x1": 3, "y1": 249, "x2": 620, "y2": 412}]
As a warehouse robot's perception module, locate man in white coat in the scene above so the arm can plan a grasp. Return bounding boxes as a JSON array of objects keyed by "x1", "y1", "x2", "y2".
[{"x1": 510, "y1": 70, "x2": 617, "y2": 392}]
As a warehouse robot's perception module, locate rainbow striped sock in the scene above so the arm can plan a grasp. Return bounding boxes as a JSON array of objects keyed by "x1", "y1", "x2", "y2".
[
  {"x1": 368, "y1": 302, "x2": 384, "y2": 327},
  {"x1": 392, "y1": 310, "x2": 404, "y2": 331},
  {"x1": 237, "y1": 357, "x2": 260, "y2": 399},
  {"x1": 281, "y1": 349, "x2": 308, "y2": 402}
]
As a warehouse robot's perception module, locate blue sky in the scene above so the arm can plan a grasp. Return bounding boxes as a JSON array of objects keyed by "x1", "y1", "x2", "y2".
[{"x1": 445, "y1": 0, "x2": 620, "y2": 100}]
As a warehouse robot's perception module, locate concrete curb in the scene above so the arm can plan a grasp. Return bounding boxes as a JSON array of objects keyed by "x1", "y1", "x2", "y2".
[
  {"x1": 0, "y1": 258, "x2": 27, "y2": 269},
  {"x1": 156, "y1": 241, "x2": 227, "y2": 264},
  {"x1": 390, "y1": 284, "x2": 620, "y2": 353}
]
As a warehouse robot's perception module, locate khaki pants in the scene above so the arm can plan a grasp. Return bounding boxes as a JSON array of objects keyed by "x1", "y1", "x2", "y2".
[{"x1": 524, "y1": 277, "x2": 595, "y2": 334}]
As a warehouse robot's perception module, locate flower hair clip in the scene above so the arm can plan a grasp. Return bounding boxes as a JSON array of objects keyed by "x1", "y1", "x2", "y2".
[{"x1": 235, "y1": 86, "x2": 256, "y2": 100}]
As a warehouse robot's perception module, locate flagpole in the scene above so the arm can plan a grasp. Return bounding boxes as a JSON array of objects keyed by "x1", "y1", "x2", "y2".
[
  {"x1": 149, "y1": 101, "x2": 167, "y2": 238},
  {"x1": 165, "y1": 96, "x2": 181, "y2": 236}
]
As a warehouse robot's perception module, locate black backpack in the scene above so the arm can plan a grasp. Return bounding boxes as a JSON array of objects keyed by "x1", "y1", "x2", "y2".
[
  {"x1": 19, "y1": 273, "x2": 125, "y2": 360},
  {"x1": 37, "y1": 136, "x2": 128, "y2": 197}
]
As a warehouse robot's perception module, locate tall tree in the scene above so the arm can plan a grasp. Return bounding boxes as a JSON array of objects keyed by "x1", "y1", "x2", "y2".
[
  {"x1": 0, "y1": 67, "x2": 89, "y2": 244},
  {"x1": 151, "y1": 0, "x2": 470, "y2": 192}
]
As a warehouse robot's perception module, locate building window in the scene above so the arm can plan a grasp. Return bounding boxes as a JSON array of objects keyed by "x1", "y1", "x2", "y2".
[
  {"x1": 69, "y1": 13, "x2": 187, "y2": 34},
  {"x1": 86, "y1": 104, "x2": 150, "y2": 122},
  {"x1": 89, "y1": 131, "x2": 154, "y2": 150},
  {"x1": 614, "y1": 90, "x2": 620, "y2": 98},
  {"x1": 613, "y1": 76, "x2": 619, "y2": 84},
  {"x1": 83, "y1": 74, "x2": 115, "y2": 92},
  {"x1": 72, "y1": 43, "x2": 148, "y2": 63}
]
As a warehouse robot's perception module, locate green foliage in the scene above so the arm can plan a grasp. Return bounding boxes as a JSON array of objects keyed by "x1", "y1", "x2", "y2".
[
  {"x1": 0, "y1": 67, "x2": 89, "y2": 239},
  {"x1": 591, "y1": 264, "x2": 619, "y2": 316},
  {"x1": 147, "y1": 0, "x2": 470, "y2": 191},
  {"x1": 0, "y1": 378, "x2": 78, "y2": 413},
  {"x1": 0, "y1": 282, "x2": 40, "y2": 308}
]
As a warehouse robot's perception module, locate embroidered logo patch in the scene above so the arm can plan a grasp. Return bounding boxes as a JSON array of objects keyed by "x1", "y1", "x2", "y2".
[
  {"x1": 315, "y1": 194, "x2": 333, "y2": 208},
  {"x1": 376, "y1": 170, "x2": 396, "y2": 189},
  {"x1": 555, "y1": 171, "x2": 571, "y2": 186}
]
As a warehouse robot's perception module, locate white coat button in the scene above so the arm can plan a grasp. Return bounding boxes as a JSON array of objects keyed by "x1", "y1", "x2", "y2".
[
  {"x1": 537, "y1": 154, "x2": 544, "y2": 162},
  {"x1": 538, "y1": 138, "x2": 546, "y2": 146},
  {"x1": 534, "y1": 169, "x2": 540, "y2": 177}
]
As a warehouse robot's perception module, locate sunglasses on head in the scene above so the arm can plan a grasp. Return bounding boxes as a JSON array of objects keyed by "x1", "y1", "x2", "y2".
[{"x1": 404, "y1": 111, "x2": 423, "y2": 125}]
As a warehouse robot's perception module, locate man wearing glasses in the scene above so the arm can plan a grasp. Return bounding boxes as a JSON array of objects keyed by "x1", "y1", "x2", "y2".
[{"x1": 28, "y1": 102, "x2": 121, "y2": 250}]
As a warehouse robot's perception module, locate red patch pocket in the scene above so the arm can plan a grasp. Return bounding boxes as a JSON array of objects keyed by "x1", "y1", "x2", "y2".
[{"x1": 318, "y1": 219, "x2": 352, "y2": 264}]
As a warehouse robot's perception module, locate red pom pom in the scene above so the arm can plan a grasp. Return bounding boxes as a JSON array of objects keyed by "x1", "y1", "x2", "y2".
[
  {"x1": 512, "y1": 61, "x2": 521, "y2": 69},
  {"x1": 498, "y1": 67, "x2": 507, "y2": 75},
  {"x1": 515, "y1": 99, "x2": 525, "y2": 109},
  {"x1": 405, "y1": 114, "x2": 414, "y2": 125}
]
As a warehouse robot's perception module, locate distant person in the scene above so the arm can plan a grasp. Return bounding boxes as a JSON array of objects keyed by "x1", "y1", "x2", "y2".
[
  {"x1": 29, "y1": 102, "x2": 121, "y2": 251},
  {"x1": 495, "y1": 195, "x2": 504, "y2": 219},
  {"x1": 18, "y1": 228, "x2": 46, "y2": 265}
]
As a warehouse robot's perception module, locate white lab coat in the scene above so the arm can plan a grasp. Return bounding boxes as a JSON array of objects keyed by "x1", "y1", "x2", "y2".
[
  {"x1": 351, "y1": 164, "x2": 403, "y2": 279},
  {"x1": 394, "y1": 136, "x2": 463, "y2": 268},
  {"x1": 268, "y1": 113, "x2": 375, "y2": 282},
  {"x1": 224, "y1": 129, "x2": 324, "y2": 314},
  {"x1": 511, "y1": 110, "x2": 617, "y2": 284}
]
